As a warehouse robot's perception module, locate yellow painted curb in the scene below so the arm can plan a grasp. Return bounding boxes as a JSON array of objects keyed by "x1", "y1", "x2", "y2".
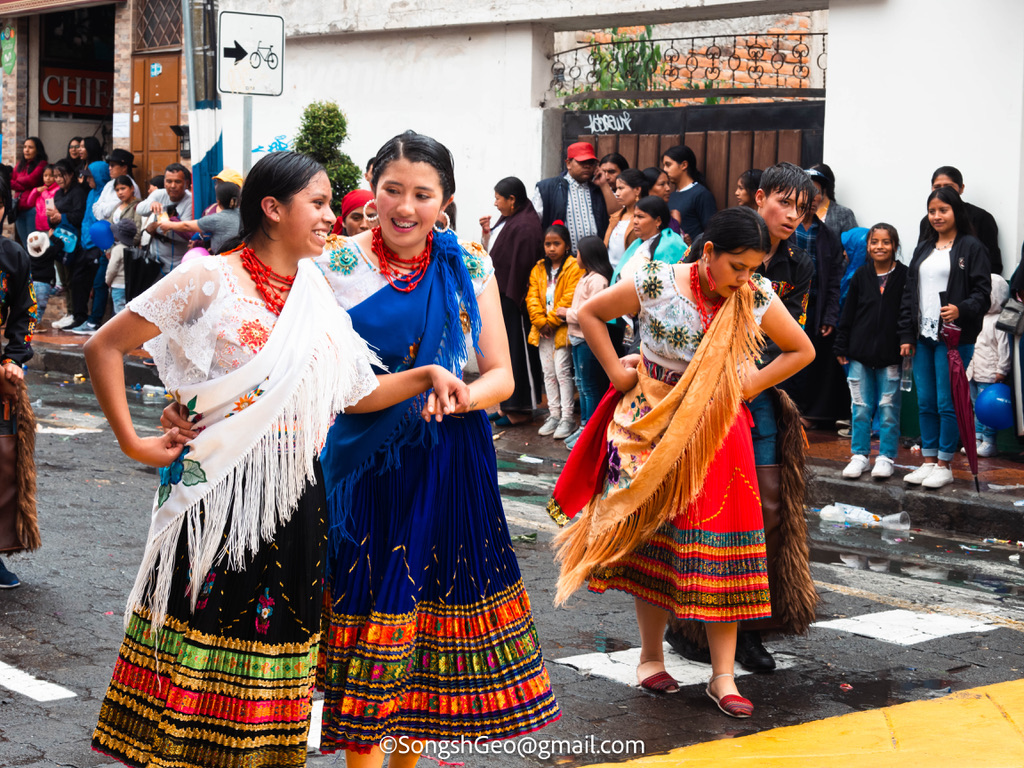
[{"x1": 584, "y1": 679, "x2": 1024, "y2": 767}]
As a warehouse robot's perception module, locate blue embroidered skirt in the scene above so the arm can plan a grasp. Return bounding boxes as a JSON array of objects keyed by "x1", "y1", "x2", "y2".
[{"x1": 317, "y1": 410, "x2": 560, "y2": 753}]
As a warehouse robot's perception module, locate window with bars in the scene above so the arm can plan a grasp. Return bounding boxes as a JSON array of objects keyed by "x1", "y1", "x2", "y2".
[{"x1": 136, "y1": 0, "x2": 183, "y2": 51}]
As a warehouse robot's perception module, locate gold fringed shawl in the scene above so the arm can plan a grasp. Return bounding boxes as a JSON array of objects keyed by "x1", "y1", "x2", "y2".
[{"x1": 554, "y1": 283, "x2": 764, "y2": 605}]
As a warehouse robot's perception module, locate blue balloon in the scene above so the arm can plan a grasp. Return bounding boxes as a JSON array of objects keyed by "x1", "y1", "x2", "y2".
[
  {"x1": 89, "y1": 220, "x2": 114, "y2": 251},
  {"x1": 975, "y1": 382, "x2": 1015, "y2": 431}
]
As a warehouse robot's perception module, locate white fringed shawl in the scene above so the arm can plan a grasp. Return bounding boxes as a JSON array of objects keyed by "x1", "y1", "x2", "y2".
[{"x1": 126, "y1": 257, "x2": 379, "y2": 630}]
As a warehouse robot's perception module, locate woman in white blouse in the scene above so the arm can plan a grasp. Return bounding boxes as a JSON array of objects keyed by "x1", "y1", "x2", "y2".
[{"x1": 898, "y1": 186, "x2": 991, "y2": 489}]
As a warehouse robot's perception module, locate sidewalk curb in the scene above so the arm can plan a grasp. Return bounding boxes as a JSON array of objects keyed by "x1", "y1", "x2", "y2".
[
  {"x1": 27, "y1": 343, "x2": 162, "y2": 389},
  {"x1": 807, "y1": 464, "x2": 1024, "y2": 540}
]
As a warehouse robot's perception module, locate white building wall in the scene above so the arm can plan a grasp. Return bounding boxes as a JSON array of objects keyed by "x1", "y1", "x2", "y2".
[
  {"x1": 224, "y1": 0, "x2": 827, "y2": 36},
  {"x1": 824, "y1": 0, "x2": 1024, "y2": 275},
  {"x1": 219, "y1": 23, "x2": 552, "y2": 240},
  {"x1": 217, "y1": 0, "x2": 824, "y2": 238}
]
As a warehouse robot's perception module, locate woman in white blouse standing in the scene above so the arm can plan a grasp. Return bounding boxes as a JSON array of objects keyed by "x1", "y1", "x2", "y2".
[
  {"x1": 85, "y1": 151, "x2": 467, "y2": 768},
  {"x1": 603, "y1": 169, "x2": 650, "y2": 270},
  {"x1": 898, "y1": 186, "x2": 991, "y2": 489}
]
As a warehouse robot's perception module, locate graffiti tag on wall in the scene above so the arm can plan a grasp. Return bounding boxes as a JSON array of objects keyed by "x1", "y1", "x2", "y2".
[{"x1": 585, "y1": 112, "x2": 632, "y2": 134}]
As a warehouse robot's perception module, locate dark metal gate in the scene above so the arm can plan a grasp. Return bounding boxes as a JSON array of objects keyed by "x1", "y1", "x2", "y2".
[{"x1": 562, "y1": 101, "x2": 825, "y2": 212}]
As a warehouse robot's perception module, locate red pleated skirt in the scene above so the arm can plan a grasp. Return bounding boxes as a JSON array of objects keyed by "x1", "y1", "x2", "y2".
[{"x1": 588, "y1": 407, "x2": 771, "y2": 622}]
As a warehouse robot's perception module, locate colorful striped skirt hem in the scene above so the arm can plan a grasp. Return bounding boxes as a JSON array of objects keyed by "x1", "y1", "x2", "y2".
[
  {"x1": 318, "y1": 582, "x2": 561, "y2": 753},
  {"x1": 588, "y1": 409, "x2": 771, "y2": 622},
  {"x1": 92, "y1": 610, "x2": 318, "y2": 768}
]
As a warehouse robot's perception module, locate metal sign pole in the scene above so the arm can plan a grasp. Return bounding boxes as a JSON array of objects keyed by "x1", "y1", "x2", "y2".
[{"x1": 242, "y1": 95, "x2": 253, "y2": 174}]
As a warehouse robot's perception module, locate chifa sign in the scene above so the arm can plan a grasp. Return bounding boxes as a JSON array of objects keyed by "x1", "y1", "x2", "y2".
[{"x1": 41, "y1": 67, "x2": 113, "y2": 116}]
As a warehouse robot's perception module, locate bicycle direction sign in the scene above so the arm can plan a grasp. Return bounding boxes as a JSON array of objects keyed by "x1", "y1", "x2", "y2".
[{"x1": 217, "y1": 11, "x2": 284, "y2": 96}]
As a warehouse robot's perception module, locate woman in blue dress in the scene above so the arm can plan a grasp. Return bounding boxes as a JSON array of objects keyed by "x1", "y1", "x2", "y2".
[{"x1": 314, "y1": 132, "x2": 560, "y2": 766}]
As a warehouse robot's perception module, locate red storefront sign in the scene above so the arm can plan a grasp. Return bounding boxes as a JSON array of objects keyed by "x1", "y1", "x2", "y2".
[{"x1": 40, "y1": 66, "x2": 113, "y2": 116}]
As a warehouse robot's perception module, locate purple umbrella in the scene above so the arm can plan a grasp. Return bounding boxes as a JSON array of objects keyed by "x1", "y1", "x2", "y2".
[{"x1": 941, "y1": 322, "x2": 980, "y2": 492}]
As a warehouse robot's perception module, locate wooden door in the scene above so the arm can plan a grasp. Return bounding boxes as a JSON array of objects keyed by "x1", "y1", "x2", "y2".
[
  {"x1": 566, "y1": 102, "x2": 825, "y2": 212},
  {"x1": 130, "y1": 53, "x2": 181, "y2": 186}
]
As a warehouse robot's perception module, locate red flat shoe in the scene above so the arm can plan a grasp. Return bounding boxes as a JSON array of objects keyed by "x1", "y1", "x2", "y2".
[
  {"x1": 706, "y1": 673, "x2": 753, "y2": 718},
  {"x1": 638, "y1": 670, "x2": 680, "y2": 694}
]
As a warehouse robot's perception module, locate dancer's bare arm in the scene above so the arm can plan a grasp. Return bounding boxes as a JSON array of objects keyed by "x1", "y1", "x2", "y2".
[
  {"x1": 85, "y1": 311, "x2": 185, "y2": 467},
  {"x1": 743, "y1": 297, "x2": 815, "y2": 400},
  {"x1": 578, "y1": 278, "x2": 641, "y2": 392}
]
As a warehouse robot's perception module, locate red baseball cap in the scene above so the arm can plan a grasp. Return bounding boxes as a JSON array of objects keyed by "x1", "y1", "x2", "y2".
[{"x1": 566, "y1": 142, "x2": 598, "y2": 162}]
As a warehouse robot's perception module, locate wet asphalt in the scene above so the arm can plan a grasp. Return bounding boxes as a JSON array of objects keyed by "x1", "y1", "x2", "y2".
[{"x1": 1, "y1": 371, "x2": 1023, "y2": 767}]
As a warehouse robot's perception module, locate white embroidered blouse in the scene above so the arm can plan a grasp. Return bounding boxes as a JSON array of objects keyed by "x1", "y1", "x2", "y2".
[
  {"x1": 129, "y1": 255, "x2": 290, "y2": 392},
  {"x1": 635, "y1": 260, "x2": 777, "y2": 372}
]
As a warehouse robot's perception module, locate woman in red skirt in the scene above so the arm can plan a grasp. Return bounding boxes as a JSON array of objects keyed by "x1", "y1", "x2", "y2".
[{"x1": 553, "y1": 207, "x2": 813, "y2": 717}]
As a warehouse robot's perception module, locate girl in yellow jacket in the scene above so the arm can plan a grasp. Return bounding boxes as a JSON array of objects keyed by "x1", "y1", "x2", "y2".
[{"x1": 527, "y1": 222, "x2": 583, "y2": 439}]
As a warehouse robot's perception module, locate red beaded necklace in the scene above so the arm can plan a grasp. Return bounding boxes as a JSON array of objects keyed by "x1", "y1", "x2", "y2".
[
  {"x1": 239, "y1": 246, "x2": 295, "y2": 315},
  {"x1": 371, "y1": 226, "x2": 433, "y2": 292},
  {"x1": 689, "y1": 261, "x2": 724, "y2": 330}
]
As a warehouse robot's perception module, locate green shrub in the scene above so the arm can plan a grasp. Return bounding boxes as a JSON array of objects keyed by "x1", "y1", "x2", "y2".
[{"x1": 293, "y1": 101, "x2": 362, "y2": 212}]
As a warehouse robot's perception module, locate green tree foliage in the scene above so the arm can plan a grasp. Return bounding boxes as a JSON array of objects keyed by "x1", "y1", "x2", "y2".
[
  {"x1": 568, "y1": 27, "x2": 670, "y2": 110},
  {"x1": 293, "y1": 101, "x2": 362, "y2": 212}
]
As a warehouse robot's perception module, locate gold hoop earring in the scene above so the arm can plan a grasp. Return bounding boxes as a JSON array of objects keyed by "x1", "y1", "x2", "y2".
[
  {"x1": 363, "y1": 201, "x2": 379, "y2": 224},
  {"x1": 434, "y1": 211, "x2": 451, "y2": 234}
]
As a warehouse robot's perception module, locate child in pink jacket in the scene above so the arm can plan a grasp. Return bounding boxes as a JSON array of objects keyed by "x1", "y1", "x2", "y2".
[{"x1": 22, "y1": 164, "x2": 59, "y2": 232}]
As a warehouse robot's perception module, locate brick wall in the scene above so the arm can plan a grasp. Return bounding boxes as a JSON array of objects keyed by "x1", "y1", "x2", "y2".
[
  {"x1": 111, "y1": 1, "x2": 134, "y2": 150},
  {"x1": 560, "y1": 11, "x2": 826, "y2": 106}
]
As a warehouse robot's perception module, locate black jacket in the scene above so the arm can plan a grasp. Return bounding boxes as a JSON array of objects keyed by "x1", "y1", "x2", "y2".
[
  {"x1": 53, "y1": 182, "x2": 88, "y2": 233},
  {"x1": 807, "y1": 217, "x2": 846, "y2": 331},
  {"x1": 834, "y1": 261, "x2": 908, "y2": 369},
  {"x1": 0, "y1": 237, "x2": 36, "y2": 366},
  {"x1": 898, "y1": 234, "x2": 991, "y2": 346},
  {"x1": 756, "y1": 239, "x2": 814, "y2": 365},
  {"x1": 918, "y1": 202, "x2": 1001, "y2": 274},
  {"x1": 534, "y1": 174, "x2": 609, "y2": 238}
]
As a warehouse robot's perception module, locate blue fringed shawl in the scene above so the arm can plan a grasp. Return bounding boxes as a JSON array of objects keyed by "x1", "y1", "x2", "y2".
[{"x1": 320, "y1": 229, "x2": 483, "y2": 561}]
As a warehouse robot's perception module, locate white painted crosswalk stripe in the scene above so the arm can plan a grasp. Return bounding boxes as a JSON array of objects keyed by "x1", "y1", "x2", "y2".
[
  {"x1": 552, "y1": 642, "x2": 799, "y2": 688},
  {"x1": 307, "y1": 698, "x2": 323, "y2": 751},
  {"x1": 0, "y1": 660, "x2": 76, "y2": 701},
  {"x1": 813, "y1": 608, "x2": 997, "y2": 645}
]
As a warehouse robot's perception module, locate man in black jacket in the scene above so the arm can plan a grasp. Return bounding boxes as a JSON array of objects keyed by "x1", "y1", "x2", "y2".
[
  {"x1": 781, "y1": 178, "x2": 849, "y2": 426},
  {"x1": 531, "y1": 142, "x2": 608, "y2": 251},
  {"x1": 917, "y1": 166, "x2": 1001, "y2": 274}
]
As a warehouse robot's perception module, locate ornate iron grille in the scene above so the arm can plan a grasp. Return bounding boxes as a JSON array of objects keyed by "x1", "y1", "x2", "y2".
[
  {"x1": 137, "y1": 0, "x2": 183, "y2": 51},
  {"x1": 551, "y1": 32, "x2": 827, "y2": 107}
]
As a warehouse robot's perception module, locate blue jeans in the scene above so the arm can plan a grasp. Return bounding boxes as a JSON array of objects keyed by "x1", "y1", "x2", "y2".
[
  {"x1": 571, "y1": 340, "x2": 607, "y2": 424},
  {"x1": 748, "y1": 389, "x2": 777, "y2": 465},
  {"x1": 847, "y1": 360, "x2": 901, "y2": 460},
  {"x1": 33, "y1": 282, "x2": 52, "y2": 317},
  {"x1": 111, "y1": 287, "x2": 127, "y2": 314},
  {"x1": 87, "y1": 255, "x2": 109, "y2": 325},
  {"x1": 971, "y1": 381, "x2": 996, "y2": 444},
  {"x1": 913, "y1": 336, "x2": 974, "y2": 461},
  {"x1": 14, "y1": 207, "x2": 35, "y2": 246}
]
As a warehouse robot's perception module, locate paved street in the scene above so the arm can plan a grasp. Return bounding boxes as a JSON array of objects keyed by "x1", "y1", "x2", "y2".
[{"x1": 2, "y1": 370, "x2": 1024, "y2": 767}]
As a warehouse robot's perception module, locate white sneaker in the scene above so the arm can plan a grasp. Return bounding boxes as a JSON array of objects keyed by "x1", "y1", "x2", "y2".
[
  {"x1": 871, "y1": 456, "x2": 895, "y2": 478},
  {"x1": 69, "y1": 320, "x2": 99, "y2": 335},
  {"x1": 538, "y1": 416, "x2": 560, "y2": 436},
  {"x1": 841, "y1": 454, "x2": 870, "y2": 478},
  {"x1": 553, "y1": 419, "x2": 575, "y2": 439},
  {"x1": 903, "y1": 463, "x2": 936, "y2": 484},
  {"x1": 977, "y1": 442, "x2": 998, "y2": 458},
  {"x1": 921, "y1": 465, "x2": 954, "y2": 489},
  {"x1": 52, "y1": 314, "x2": 76, "y2": 329}
]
